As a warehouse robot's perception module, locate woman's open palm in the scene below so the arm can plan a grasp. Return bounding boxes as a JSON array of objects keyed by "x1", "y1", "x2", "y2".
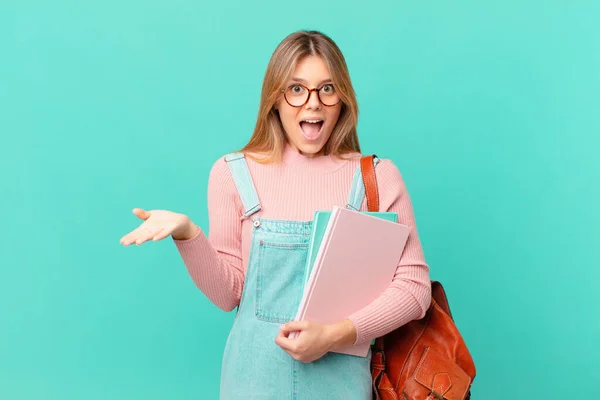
[{"x1": 120, "y1": 208, "x2": 193, "y2": 246}]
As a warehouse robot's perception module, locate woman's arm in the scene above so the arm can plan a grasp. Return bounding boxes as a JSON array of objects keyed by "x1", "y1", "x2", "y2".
[
  {"x1": 172, "y1": 157, "x2": 245, "y2": 312},
  {"x1": 345, "y1": 159, "x2": 432, "y2": 345}
]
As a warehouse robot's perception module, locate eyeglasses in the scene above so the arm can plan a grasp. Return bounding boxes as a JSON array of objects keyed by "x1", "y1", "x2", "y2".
[{"x1": 281, "y1": 83, "x2": 341, "y2": 107}]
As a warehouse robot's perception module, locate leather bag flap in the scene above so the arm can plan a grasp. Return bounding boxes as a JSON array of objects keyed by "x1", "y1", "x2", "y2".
[{"x1": 414, "y1": 347, "x2": 472, "y2": 400}]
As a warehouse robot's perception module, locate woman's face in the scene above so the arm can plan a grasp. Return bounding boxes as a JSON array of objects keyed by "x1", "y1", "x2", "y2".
[{"x1": 276, "y1": 55, "x2": 342, "y2": 157}]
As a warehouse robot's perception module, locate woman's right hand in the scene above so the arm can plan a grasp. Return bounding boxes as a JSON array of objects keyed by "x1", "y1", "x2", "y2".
[{"x1": 120, "y1": 208, "x2": 199, "y2": 246}]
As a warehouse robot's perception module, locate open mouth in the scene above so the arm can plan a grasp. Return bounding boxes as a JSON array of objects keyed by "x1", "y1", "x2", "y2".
[{"x1": 299, "y1": 119, "x2": 324, "y2": 141}]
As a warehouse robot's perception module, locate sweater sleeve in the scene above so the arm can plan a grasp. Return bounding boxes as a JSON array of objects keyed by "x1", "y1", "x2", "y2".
[
  {"x1": 171, "y1": 156, "x2": 245, "y2": 312},
  {"x1": 347, "y1": 159, "x2": 432, "y2": 345}
]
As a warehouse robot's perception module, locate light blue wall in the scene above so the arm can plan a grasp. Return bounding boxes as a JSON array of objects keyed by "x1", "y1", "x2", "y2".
[{"x1": 2, "y1": 1, "x2": 598, "y2": 398}]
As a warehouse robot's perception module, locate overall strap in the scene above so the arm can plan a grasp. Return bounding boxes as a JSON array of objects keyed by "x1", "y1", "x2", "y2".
[
  {"x1": 346, "y1": 155, "x2": 380, "y2": 211},
  {"x1": 224, "y1": 152, "x2": 262, "y2": 218}
]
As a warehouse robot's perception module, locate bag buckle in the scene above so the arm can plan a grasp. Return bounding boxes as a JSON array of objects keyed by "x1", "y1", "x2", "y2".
[{"x1": 428, "y1": 390, "x2": 445, "y2": 400}]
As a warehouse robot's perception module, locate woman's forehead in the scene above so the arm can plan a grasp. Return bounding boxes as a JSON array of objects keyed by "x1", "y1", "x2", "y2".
[{"x1": 289, "y1": 56, "x2": 332, "y2": 83}]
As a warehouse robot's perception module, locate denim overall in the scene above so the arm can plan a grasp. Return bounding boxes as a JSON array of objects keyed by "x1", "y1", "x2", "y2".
[{"x1": 219, "y1": 152, "x2": 379, "y2": 400}]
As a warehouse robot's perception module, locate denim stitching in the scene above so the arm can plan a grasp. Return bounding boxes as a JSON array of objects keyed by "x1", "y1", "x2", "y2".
[{"x1": 255, "y1": 240, "x2": 308, "y2": 323}]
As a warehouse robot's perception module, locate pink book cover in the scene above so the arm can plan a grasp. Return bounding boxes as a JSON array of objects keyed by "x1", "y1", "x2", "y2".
[{"x1": 291, "y1": 206, "x2": 410, "y2": 357}]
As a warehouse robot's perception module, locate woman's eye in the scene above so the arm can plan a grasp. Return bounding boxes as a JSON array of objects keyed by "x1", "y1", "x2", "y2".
[
  {"x1": 292, "y1": 85, "x2": 304, "y2": 93},
  {"x1": 321, "y1": 84, "x2": 334, "y2": 93}
]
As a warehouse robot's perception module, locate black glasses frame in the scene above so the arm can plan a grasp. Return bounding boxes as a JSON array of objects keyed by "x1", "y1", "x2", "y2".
[{"x1": 281, "y1": 84, "x2": 341, "y2": 107}]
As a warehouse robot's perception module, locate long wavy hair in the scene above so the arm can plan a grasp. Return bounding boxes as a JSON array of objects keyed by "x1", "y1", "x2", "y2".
[{"x1": 239, "y1": 30, "x2": 361, "y2": 163}]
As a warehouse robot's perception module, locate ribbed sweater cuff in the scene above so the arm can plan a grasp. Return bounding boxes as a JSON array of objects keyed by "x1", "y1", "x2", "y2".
[{"x1": 348, "y1": 289, "x2": 423, "y2": 346}]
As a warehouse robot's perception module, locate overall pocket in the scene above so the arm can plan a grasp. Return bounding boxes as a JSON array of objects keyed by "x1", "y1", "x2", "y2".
[{"x1": 255, "y1": 239, "x2": 309, "y2": 323}]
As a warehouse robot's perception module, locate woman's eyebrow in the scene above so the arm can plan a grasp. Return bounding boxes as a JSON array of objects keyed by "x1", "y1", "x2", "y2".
[{"x1": 289, "y1": 77, "x2": 333, "y2": 85}]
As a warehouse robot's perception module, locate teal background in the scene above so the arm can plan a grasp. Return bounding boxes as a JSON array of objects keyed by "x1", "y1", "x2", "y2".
[{"x1": 1, "y1": 0, "x2": 599, "y2": 398}]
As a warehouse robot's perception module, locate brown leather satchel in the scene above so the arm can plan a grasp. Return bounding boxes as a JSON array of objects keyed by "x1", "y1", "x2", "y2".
[{"x1": 360, "y1": 155, "x2": 476, "y2": 400}]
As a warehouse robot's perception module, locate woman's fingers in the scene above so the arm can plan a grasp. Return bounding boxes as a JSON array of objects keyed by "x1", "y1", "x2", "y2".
[
  {"x1": 121, "y1": 209, "x2": 184, "y2": 246},
  {"x1": 146, "y1": 224, "x2": 176, "y2": 243},
  {"x1": 121, "y1": 225, "x2": 154, "y2": 246},
  {"x1": 120, "y1": 229, "x2": 140, "y2": 245},
  {"x1": 275, "y1": 330, "x2": 294, "y2": 352},
  {"x1": 151, "y1": 225, "x2": 174, "y2": 242},
  {"x1": 121, "y1": 223, "x2": 175, "y2": 246},
  {"x1": 132, "y1": 208, "x2": 151, "y2": 221},
  {"x1": 138, "y1": 224, "x2": 172, "y2": 245},
  {"x1": 134, "y1": 226, "x2": 163, "y2": 245}
]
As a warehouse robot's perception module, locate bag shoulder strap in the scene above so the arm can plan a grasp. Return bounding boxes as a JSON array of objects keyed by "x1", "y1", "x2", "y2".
[
  {"x1": 360, "y1": 157, "x2": 453, "y2": 353},
  {"x1": 431, "y1": 280, "x2": 452, "y2": 319},
  {"x1": 360, "y1": 154, "x2": 385, "y2": 353},
  {"x1": 360, "y1": 154, "x2": 380, "y2": 212}
]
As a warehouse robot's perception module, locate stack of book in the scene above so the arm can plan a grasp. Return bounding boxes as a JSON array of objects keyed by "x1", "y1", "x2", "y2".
[{"x1": 291, "y1": 206, "x2": 410, "y2": 357}]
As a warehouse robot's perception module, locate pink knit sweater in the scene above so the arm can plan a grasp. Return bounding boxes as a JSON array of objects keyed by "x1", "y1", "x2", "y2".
[{"x1": 172, "y1": 143, "x2": 431, "y2": 346}]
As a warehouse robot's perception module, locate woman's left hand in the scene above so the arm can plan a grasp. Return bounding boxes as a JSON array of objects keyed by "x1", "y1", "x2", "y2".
[{"x1": 275, "y1": 319, "x2": 356, "y2": 363}]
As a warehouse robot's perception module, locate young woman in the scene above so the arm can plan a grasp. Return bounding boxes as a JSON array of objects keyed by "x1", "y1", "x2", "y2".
[{"x1": 120, "y1": 30, "x2": 431, "y2": 399}]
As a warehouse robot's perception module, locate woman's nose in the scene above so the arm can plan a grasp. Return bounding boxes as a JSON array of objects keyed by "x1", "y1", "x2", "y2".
[{"x1": 305, "y1": 90, "x2": 322, "y2": 109}]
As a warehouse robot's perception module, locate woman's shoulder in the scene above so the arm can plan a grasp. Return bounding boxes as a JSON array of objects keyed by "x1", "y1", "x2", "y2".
[
  {"x1": 375, "y1": 156, "x2": 403, "y2": 175},
  {"x1": 337, "y1": 150, "x2": 408, "y2": 192},
  {"x1": 206, "y1": 151, "x2": 252, "y2": 191},
  {"x1": 205, "y1": 155, "x2": 231, "y2": 190},
  {"x1": 208, "y1": 149, "x2": 264, "y2": 168},
  {"x1": 353, "y1": 153, "x2": 408, "y2": 191},
  {"x1": 347, "y1": 151, "x2": 405, "y2": 179},
  {"x1": 374, "y1": 157, "x2": 411, "y2": 199},
  {"x1": 206, "y1": 149, "x2": 268, "y2": 182}
]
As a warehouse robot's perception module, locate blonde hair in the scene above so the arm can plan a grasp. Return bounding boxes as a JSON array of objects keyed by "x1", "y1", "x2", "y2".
[{"x1": 239, "y1": 30, "x2": 361, "y2": 163}]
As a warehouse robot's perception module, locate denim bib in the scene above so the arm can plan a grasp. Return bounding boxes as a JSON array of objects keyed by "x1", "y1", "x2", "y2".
[{"x1": 219, "y1": 152, "x2": 379, "y2": 400}]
